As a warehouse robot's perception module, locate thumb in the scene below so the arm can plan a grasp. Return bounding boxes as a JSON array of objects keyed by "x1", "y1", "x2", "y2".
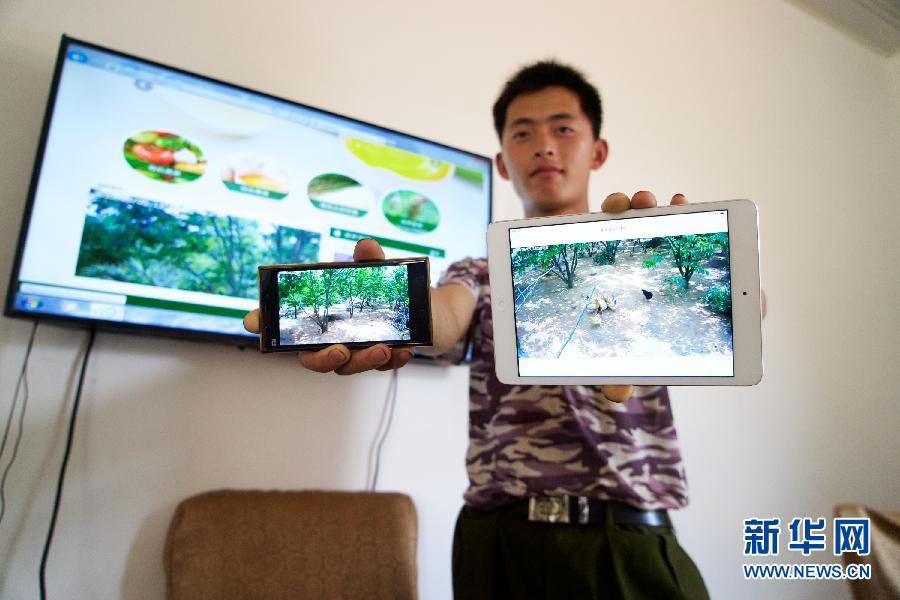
[
  {"x1": 243, "y1": 308, "x2": 260, "y2": 333},
  {"x1": 353, "y1": 238, "x2": 386, "y2": 262},
  {"x1": 601, "y1": 385, "x2": 632, "y2": 403}
]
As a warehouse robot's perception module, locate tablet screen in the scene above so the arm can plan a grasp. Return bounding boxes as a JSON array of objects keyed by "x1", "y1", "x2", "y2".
[{"x1": 509, "y1": 210, "x2": 734, "y2": 377}]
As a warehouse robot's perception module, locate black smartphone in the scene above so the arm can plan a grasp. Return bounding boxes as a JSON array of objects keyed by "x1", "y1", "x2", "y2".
[{"x1": 257, "y1": 257, "x2": 433, "y2": 353}]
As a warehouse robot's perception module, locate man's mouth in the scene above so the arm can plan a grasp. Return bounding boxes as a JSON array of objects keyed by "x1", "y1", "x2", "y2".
[{"x1": 530, "y1": 166, "x2": 563, "y2": 177}]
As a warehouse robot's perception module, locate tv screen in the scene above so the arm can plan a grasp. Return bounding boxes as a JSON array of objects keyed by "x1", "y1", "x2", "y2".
[{"x1": 5, "y1": 36, "x2": 492, "y2": 347}]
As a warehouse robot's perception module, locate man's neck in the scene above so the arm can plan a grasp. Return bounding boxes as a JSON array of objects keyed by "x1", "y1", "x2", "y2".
[{"x1": 524, "y1": 198, "x2": 589, "y2": 219}]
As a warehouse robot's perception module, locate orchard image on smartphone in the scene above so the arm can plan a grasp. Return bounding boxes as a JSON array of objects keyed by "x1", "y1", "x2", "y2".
[{"x1": 257, "y1": 258, "x2": 432, "y2": 352}]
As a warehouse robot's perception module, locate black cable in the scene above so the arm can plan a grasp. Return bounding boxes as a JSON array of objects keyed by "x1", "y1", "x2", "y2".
[
  {"x1": 0, "y1": 320, "x2": 39, "y2": 528},
  {"x1": 370, "y1": 369, "x2": 398, "y2": 491},
  {"x1": 38, "y1": 327, "x2": 96, "y2": 600}
]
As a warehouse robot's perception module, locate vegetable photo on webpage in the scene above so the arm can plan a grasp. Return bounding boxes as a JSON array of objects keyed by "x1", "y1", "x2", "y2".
[{"x1": 277, "y1": 265, "x2": 411, "y2": 345}]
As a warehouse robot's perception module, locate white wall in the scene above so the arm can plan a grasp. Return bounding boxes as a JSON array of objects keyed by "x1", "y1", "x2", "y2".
[{"x1": 1, "y1": 1, "x2": 898, "y2": 598}]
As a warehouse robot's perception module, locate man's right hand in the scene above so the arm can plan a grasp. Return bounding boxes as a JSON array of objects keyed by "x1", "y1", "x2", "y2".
[
  {"x1": 242, "y1": 238, "x2": 414, "y2": 375},
  {"x1": 597, "y1": 191, "x2": 688, "y2": 403}
]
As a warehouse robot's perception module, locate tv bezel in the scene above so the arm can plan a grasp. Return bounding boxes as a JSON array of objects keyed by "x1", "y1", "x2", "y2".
[{"x1": 3, "y1": 34, "x2": 493, "y2": 351}]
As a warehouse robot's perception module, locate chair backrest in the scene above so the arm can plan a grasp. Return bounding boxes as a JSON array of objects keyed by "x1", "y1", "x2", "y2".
[
  {"x1": 165, "y1": 489, "x2": 418, "y2": 600},
  {"x1": 834, "y1": 503, "x2": 900, "y2": 600}
]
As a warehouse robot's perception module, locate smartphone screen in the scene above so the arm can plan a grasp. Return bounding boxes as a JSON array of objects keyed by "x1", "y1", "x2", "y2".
[
  {"x1": 508, "y1": 210, "x2": 734, "y2": 377},
  {"x1": 258, "y1": 258, "x2": 432, "y2": 352}
]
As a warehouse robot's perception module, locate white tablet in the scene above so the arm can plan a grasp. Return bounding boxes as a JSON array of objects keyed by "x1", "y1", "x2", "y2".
[{"x1": 487, "y1": 199, "x2": 762, "y2": 386}]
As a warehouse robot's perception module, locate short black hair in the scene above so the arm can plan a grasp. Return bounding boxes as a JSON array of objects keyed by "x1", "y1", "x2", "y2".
[{"x1": 492, "y1": 60, "x2": 602, "y2": 141}]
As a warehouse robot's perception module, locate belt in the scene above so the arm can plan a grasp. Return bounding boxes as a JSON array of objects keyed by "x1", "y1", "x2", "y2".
[{"x1": 508, "y1": 496, "x2": 671, "y2": 527}]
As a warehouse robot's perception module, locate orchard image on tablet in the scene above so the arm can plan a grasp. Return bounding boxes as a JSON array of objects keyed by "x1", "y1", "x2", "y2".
[{"x1": 487, "y1": 199, "x2": 762, "y2": 385}]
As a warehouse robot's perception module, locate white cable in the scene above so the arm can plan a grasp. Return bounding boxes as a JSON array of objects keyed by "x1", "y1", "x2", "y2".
[{"x1": 368, "y1": 369, "x2": 399, "y2": 491}]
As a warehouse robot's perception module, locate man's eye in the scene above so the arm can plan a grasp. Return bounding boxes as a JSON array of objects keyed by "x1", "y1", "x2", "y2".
[
  {"x1": 558, "y1": 126, "x2": 574, "y2": 133},
  {"x1": 511, "y1": 130, "x2": 529, "y2": 140}
]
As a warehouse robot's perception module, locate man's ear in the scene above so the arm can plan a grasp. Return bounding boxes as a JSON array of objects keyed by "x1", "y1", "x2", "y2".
[
  {"x1": 496, "y1": 152, "x2": 510, "y2": 180},
  {"x1": 591, "y1": 138, "x2": 609, "y2": 170}
]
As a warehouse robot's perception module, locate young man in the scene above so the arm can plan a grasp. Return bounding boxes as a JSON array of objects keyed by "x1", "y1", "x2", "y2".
[{"x1": 245, "y1": 61, "x2": 709, "y2": 599}]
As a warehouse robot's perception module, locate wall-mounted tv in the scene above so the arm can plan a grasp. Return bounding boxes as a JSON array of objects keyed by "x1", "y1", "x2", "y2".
[{"x1": 4, "y1": 35, "x2": 492, "y2": 347}]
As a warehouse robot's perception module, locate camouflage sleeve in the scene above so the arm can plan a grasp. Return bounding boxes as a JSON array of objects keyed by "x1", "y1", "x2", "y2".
[
  {"x1": 428, "y1": 258, "x2": 483, "y2": 364},
  {"x1": 436, "y1": 257, "x2": 482, "y2": 302}
]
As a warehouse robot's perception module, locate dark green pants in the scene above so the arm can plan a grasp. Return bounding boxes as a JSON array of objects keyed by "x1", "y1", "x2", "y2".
[{"x1": 452, "y1": 504, "x2": 710, "y2": 600}]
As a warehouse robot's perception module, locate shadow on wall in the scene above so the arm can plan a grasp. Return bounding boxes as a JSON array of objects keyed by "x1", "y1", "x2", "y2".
[
  {"x1": 0, "y1": 328, "x2": 370, "y2": 598},
  {"x1": 0, "y1": 325, "x2": 89, "y2": 591}
]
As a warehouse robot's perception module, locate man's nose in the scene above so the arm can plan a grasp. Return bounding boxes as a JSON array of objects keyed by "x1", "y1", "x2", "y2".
[{"x1": 532, "y1": 133, "x2": 556, "y2": 158}]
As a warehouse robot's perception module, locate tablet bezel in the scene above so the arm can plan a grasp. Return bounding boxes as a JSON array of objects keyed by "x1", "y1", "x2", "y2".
[{"x1": 487, "y1": 199, "x2": 762, "y2": 386}]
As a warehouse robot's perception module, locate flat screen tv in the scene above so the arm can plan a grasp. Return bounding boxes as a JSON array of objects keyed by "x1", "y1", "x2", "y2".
[{"x1": 4, "y1": 35, "x2": 492, "y2": 348}]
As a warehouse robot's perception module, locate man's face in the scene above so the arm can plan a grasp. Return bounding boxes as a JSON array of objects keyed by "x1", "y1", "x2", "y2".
[{"x1": 496, "y1": 86, "x2": 607, "y2": 215}]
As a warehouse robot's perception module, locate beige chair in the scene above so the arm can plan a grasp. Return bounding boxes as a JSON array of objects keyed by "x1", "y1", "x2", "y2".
[
  {"x1": 834, "y1": 503, "x2": 900, "y2": 600},
  {"x1": 164, "y1": 490, "x2": 418, "y2": 600}
]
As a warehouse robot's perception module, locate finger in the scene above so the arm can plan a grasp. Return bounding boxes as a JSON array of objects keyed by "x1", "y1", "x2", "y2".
[
  {"x1": 601, "y1": 385, "x2": 632, "y2": 403},
  {"x1": 353, "y1": 238, "x2": 386, "y2": 262},
  {"x1": 671, "y1": 193, "x2": 687, "y2": 205},
  {"x1": 243, "y1": 309, "x2": 260, "y2": 334},
  {"x1": 601, "y1": 192, "x2": 630, "y2": 213},
  {"x1": 630, "y1": 190, "x2": 657, "y2": 210},
  {"x1": 375, "y1": 347, "x2": 414, "y2": 371},
  {"x1": 299, "y1": 344, "x2": 351, "y2": 373},
  {"x1": 334, "y1": 344, "x2": 392, "y2": 375}
]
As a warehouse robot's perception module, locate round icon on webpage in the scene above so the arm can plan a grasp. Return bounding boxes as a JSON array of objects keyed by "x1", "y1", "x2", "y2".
[
  {"x1": 308, "y1": 173, "x2": 373, "y2": 217},
  {"x1": 222, "y1": 157, "x2": 289, "y2": 200},
  {"x1": 382, "y1": 190, "x2": 440, "y2": 233},
  {"x1": 123, "y1": 131, "x2": 206, "y2": 183}
]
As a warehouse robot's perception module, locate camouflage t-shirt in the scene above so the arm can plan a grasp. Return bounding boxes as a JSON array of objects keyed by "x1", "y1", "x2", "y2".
[{"x1": 437, "y1": 257, "x2": 688, "y2": 511}]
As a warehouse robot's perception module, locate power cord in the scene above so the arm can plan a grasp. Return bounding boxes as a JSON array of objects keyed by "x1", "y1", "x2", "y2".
[
  {"x1": 368, "y1": 369, "x2": 398, "y2": 491},
  {"x1": 39, "y1": 327, "x2": 96, "y2": 600},
  {"x1": 0, "y1": 320, "x2": 39, "y2": 529}
]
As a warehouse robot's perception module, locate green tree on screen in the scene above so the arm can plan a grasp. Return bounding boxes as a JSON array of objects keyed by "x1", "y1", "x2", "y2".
[
  {"x1": 511, "y1": 243, "x2": 588, "y2": 289},
  {"x1": 265, "y1": 226, "x2": 320, "y2": 264},
  {"x1": 388, "y1": 267, "x2": 409, "y2": 310},
  {"x1": 593, "y1": 240, "x2": 621, "y2": 265},
  {"x1": 642, "y1": 233, "x2": 728, "y2": 289},
  {"x1": 356, "y1": 267, "x2": 387, "y2": 311},
  {"x1": 76, "y1": 195, "x2": 320, "y2": 299},
  {"x1": 343, "y1": 267, "x2": 371, "y2": 316}
]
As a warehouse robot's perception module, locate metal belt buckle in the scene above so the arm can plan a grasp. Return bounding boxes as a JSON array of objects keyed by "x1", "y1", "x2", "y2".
[{"x1": 528, "y1": 496, "x2": 570, "y2": 524}]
